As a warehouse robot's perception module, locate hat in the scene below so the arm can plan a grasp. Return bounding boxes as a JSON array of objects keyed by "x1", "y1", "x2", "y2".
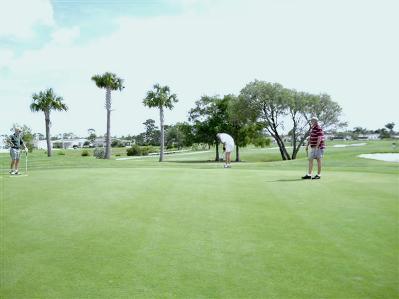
[{"x1": 310, "y1": 116, "x2": 318, "y2": 122}]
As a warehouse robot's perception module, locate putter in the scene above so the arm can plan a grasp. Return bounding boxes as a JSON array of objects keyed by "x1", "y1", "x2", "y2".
[{"x1": 25, "y1": 150, "x2": 28, "y2": 175}]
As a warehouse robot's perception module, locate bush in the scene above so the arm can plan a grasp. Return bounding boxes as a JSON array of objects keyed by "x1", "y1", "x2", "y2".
[
  {"x1": 253, "y1": 137, "x2": 272, "y2": 148},
  {"x1": 81, "y1": 150, "x2": 90, "y2": 157},
  {"x1": 58, "y1": 151, "x2": 66, "y2": 155},
  {"x1": 127, "y1": 144, "x2": 141, "y2": 156},
  {"x1": 141, "y1": 146, "x2": 152, "y2": 156},
  {"x1": 93, "y1": 147, "x2": 105, "y2": 159},
  {"x1": 111, "y1": 139, "x2": 125, "y2": 148}
]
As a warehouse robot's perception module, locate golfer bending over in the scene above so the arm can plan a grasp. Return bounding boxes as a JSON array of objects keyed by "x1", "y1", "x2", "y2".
[
  {"x1": 302, "y1": 117, "x2": 325, "y2": 180},
  {"x1": 8, "y1": 127, "x2": 27, "y2": 175},
  {"x1": 216, "y1": 133, "x2": 235, "y2": 168}
]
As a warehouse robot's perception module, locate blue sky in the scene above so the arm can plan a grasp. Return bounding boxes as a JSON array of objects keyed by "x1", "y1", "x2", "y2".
[{"x1": 1, "y1": 0, "x2": 398, "y2": 137}]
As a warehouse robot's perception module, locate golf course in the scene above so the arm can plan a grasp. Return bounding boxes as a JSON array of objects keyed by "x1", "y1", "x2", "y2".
[{"x1": 0, "y1": 140, "x2": 398, "y2": 298}]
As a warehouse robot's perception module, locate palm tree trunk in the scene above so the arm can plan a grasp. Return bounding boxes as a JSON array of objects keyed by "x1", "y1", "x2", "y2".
[
  {"x1": 159, "y1": 106, "x2": 164, "y2": 162},
  {"x1": 44, "y1": 111, "x2": 51, "y2": 157},
  {"x1": 105, "y1": 88, "x2": 111, "y2": 159}
]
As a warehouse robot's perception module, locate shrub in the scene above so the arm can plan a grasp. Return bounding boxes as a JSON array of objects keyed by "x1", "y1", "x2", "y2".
[
  {"x1": 93, "y1": 147, "x2": 105, "y2": 159},
  {"x1": 58, "y1": 151, "x2": 65, "y2": 155},
  {"x1": 141, "y1": 146, "x2": 152, "y2": 156},
  {"x1": 81, "y1": 150, "x2": 90, "y2": 157},
  {"x1": 253, "y1": 137, "x2": 272, "y2": 148},
  {"x1": 127, "y1": 144, "x2": 141, "y2": 156},
  {"x1": 111, "y1": 139, "x2": 125, "y2": 148}
]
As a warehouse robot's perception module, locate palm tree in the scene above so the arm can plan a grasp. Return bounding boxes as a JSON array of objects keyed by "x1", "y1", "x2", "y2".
[
  {"x1": 30, "y1": 88, "x2": 68, "y2": 157},
  {"x1": 91, "y1": 72, "x2": 124, "y2": 159},
  {"x1": 143, "y1": 84, "x2": 178, "y2": 162}
]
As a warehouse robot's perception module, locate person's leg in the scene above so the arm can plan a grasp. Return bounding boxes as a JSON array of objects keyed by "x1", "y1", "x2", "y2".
[
  {"x1": 15, "y1": 159, "x2": 20, "y2": 173},
  {"x1": 308, "y1": 158, "x2": 313, "y2": 175},
  {"x1": 227, "y1": 152, "x2": 231, "y2": 164},
  {"x1": 10, "y1": 149, "x2": 16, "y2": 173},
  {"x1": 317, "y1": 158, "x2": 322, "y2": 175},
  {"x1": 302, "y1": 149, "x2": 314, "y2": 179}
]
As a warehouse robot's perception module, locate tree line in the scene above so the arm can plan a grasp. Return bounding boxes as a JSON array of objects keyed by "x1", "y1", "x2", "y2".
[{"x1": 26, "y1": 72, "x2": 346, "y2": 162}]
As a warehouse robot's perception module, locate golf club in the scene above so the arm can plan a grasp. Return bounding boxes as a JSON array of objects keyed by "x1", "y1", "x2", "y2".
[{"x1": 25, "y1": 150, "x2": 28, "y2": 175}]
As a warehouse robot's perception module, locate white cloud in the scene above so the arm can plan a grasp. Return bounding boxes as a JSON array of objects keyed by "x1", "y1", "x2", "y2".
[
  {"x1": 51, "y1": 26, "x2": 80, "y2": 45},
  {"x1": 1, "y1": 0, "x2": 398, "y2": 136},
  {"x1": 0, "y1": 49, "x2": 14, "y2": 68},
  {"x1": 0, "y1": 0, "x2": 54, "y2": 39}
]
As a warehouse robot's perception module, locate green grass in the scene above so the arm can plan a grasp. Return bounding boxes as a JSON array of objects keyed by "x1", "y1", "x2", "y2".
[{"x1": 1, "y1": 141, "x2": 398, "y2": 298}]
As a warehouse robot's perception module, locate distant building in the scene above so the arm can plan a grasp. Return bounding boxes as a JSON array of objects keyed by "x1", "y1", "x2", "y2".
[
  {"x1": 34, "y1": 138, "x2": 88, "y2": 150},
  {"x1": 357, "y1": 134, "x2": 380, "y2": 140}
]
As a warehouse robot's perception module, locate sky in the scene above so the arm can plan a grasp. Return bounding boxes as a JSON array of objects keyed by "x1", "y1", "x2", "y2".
[{"x1": 0, "y1": 0, "x2": 398, "y2": 137}]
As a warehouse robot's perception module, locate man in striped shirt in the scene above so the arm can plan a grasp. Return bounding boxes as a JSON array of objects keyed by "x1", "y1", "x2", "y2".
[{"x1": 302, "y1": 117, "x2": 325, "y2": 180}]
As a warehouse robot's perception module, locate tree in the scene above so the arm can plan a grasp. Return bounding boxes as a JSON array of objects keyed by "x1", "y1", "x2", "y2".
[
  {"x1": 189, "y1": 95, "x2": 230, "y2": 161},
  {"x1": 30, "y1": 88, "x2": 68, "y2": 157},
  {"x1": 142, "y1": 119, "x2": 160, "y2": 146},
  {"x1": 166, "y1": 122, "x2": 194, "y2": 149},
  {"x1": 143, "y1": 84, "x2": 178, "y2": 162},
  {"x1": 87, "y1": 128, "x2": 97, "y2": 146},
  {"x1": 240, "y1": 81, "x2": 291, "y2": 160},
  {"x1": 227, "y1": 95, "x2": 262, "y2": 162},
  {"x1": 240, "y1": 80, "x2": 343, "y2": 160},
  {"x1": 91, "y1": 72, "x2": 124, "y2": 159},
  {"x1": 288, "y1": 92, "x2": 342, "y2": 159},
  {"x1": 385, "y1": 122, "x2": 395, "y2": 136}
]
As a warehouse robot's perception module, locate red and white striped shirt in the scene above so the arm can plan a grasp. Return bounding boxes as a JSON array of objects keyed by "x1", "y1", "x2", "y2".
[{"x1": 309, "y1": 125, "x2": 325, "y2": 149}]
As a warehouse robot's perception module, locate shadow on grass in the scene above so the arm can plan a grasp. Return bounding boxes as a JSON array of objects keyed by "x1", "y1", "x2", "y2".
[
  {"x1": 265, "y1": 178, "x2": 303, "y2": 182},
  {"x1": 163, "y1": 160, "x2": 217, "y2": 164},
  {"x1": 163, "y1": 160, "x2": 250, "y2": 164}
]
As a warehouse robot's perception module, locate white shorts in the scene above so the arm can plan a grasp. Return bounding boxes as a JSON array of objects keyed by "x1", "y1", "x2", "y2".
[{"x1": 224, "y1": 144, "x2": 234, "y2": 153}]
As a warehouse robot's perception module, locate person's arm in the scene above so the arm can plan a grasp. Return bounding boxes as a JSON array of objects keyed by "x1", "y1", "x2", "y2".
[
  {"x1": 20, "y1": 137, "x2": 28, "y2": 151},
  {"x1": 316, "y1": 136, "x2": 322, "y2": 149},
  {"x1": 316, "y1": 128, "x2": 324, "y2": 148}
]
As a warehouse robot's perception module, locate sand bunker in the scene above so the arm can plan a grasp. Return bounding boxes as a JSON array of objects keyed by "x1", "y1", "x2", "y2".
[{"x1": 358, "y1": 153, "x2": 399, "y2": 163}]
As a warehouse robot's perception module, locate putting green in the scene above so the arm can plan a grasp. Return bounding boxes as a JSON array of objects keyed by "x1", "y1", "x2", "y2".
[{"x1": 1, "y1": 141, "x2": 398, "y2": 298}]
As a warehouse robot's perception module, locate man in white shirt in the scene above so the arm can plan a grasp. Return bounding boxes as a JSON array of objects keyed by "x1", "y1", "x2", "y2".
[{"x1": 216, "y1": 133, "x2": 235, "y2": 168}]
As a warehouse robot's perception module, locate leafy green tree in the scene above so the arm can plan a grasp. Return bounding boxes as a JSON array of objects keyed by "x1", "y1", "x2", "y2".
[
  {"x1": 241, "y1": 81, "x2": 343, "y2": 160},
  {"x1": 385, "y1": 122, "x2": 395, "y2": 136},
  {"x1": 240, "y1": 80, "x2": 291, "y2": 160},
  {"x1": 30, "y1": 88, "x2": 68, "y2": 157},
  {"x1": 286, "y1": 91, "x2": 343, "y2": 159},
  {"x1": 87, "y1": 128, "x2": 97, "y2": 144},
  {"x1": 142, "y1": 119, "x2": 160, "y2": 146},
  {"x1": 227, "y1": 95, "x2": 262, "y2": 161},
  {"x1": 143, "y1": 84, "x2": 178, "y2": 162},
  {"x1": 91, "y1": 72, "x2": 124, "y2": 159},
  {"x1": 189, "y1": 95, "x2": 230, "y2": 161},
  {"x1": 166, "y1": 122, "x2": 194, "y2": 149}
]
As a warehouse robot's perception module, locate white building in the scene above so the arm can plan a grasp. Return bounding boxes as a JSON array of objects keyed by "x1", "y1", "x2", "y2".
[{"x1": 33, "y1": 138, "x2": 88, "y2": 150}]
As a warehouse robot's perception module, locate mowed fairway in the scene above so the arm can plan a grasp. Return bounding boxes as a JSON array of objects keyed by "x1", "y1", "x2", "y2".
[{"x1": 1, "y1": 142, "x2": 398, "y2": 298}]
